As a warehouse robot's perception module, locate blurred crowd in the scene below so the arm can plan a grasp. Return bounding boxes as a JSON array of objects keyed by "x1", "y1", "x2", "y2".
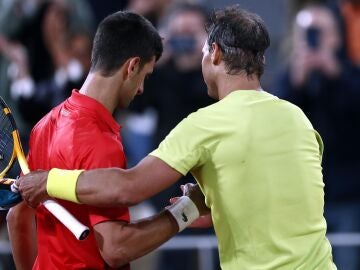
[{"x1": 0, "y1": 0, "x2": 359, "y2": 269}]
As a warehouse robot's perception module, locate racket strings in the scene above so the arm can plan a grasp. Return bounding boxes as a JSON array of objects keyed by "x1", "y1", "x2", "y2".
[{"x1": 0, "y1": 108, "x2": 15, "y2": 176}]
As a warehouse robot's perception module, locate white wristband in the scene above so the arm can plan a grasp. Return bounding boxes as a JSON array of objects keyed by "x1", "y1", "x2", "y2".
[{"x1": 167, "y1": 196, "x2": 200, "y2": 232}]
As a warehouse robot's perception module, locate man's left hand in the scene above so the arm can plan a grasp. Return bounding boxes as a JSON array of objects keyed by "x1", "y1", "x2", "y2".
[{"x1": 16, "y1": 170, "x2": 50, "y2": 208}]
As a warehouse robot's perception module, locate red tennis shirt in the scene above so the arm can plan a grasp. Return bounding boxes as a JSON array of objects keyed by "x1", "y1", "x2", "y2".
[{"x1": 28, "y1": 90, "x2": 130, "y2": 269}]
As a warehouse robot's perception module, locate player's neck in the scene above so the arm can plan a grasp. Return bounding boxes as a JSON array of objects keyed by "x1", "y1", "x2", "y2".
[
  {"x1": 217, "y1": 73, "x2": 262, "y2": 100},
  {"x1": 79, "y1": 72, "x2": 122, "y2": 113}
]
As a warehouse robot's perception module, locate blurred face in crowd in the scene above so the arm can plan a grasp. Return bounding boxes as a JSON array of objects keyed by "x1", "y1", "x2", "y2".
[
  {"x1": 294, "y1": 6, "x2": 341, "y2": 52},
  {"x1": 128, "y1": 0, "x2": 169, "y2": 19},
  {"x1": 42, "y1": 0, "x2": 69, "y2": 45},
  {"x1": 166, "y1": 9, "x2": 207, "y2": 71},
  {"x1": 70, "y1": 34, "x2": 92, "y2": 71}
]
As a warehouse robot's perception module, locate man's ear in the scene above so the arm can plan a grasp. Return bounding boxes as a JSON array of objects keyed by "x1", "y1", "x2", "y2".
[
  {"x1": 124, "y1": 57, "x2": 141, "y2": 80},
  {"x1": 211, "y1": 43, "x2": 222, "y2": 65}
]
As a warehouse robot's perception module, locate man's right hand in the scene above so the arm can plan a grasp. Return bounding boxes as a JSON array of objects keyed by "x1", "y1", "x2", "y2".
[
  {"x1": 181, "y1": 183, "x2": 210, "y2": 216},
  {"x1": 170, "y1": 183, "x2": 213, "y2": 228},
  {"x1": 16, "y1": 170, "x2": 50, "y2": 208}
]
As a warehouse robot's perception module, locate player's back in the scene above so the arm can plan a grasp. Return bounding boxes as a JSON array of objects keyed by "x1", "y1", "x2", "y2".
[
  {"x1": 190, "y1": 90, "x2": 335, "y2": 269},
  {"x1": 27, "y1": 92, "x2": 129, "y2": 270}
]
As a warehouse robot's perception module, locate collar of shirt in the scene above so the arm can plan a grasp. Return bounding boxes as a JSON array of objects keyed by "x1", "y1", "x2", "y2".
[{"x1": 66, "y1": 89, "x2": 121, "y2": 134}]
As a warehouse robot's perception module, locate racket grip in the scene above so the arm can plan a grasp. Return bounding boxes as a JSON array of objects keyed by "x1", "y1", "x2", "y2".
[{"x1": 42, "y1": 200, "x2": 90, "y2": 240}]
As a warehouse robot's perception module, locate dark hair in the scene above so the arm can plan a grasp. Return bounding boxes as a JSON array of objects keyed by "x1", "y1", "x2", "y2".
[
  {"x1": 90, "y1": 11, "x2": 163, "y2": 76},
  {"x1": 206, "y1": 5, "x2": 270, "y2": 78}
]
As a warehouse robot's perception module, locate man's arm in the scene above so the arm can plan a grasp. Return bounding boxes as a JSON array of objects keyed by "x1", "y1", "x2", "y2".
[
  {"x1": 18, "y1": 156, "x2": 183, "y2": 207},
  {"x1": 93, "y1": 182, "x2": 210, "y2": 268},
  {"x1": 7, "y1": 202, "x2": 37, "y2": 270},
  {"x1": 94, "y1": 211, "x2": 178, "y2": 268},
  {"x1": 78, "y1": 156, "x2": 182, "y2": 206},
  {"x1": 17, "y1": 161, "x2": 212, "y2": 268}
]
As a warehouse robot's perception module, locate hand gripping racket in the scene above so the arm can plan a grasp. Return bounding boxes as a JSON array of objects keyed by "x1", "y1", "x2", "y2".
[{"x1": 0, "y1": 97, "x2": 89, "y2": 240}]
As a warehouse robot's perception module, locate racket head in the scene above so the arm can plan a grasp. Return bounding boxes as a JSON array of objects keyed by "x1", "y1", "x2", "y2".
[{"x1": 0, "y1": 97, "x2": 17, "y2": 178}]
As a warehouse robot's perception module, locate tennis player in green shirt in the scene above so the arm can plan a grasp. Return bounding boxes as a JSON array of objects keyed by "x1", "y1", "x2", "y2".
[{"x1": 17, "y1": 6, "x2": 336, "y2": 270}]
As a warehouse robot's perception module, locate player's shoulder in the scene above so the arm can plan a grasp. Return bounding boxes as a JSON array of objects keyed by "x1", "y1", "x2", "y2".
[
  {"x1": 186, "y1": 101, "x2": 219, "y2": 120},
  {"x1": 273, "y1": 96, "x2": 314, "y2": 129},
  {"x1": 277, "y1": 97, "x2": 309, "y2": 118},
  {"x1": 30, "y1": 104, "x2": 62, "y2": 137}
]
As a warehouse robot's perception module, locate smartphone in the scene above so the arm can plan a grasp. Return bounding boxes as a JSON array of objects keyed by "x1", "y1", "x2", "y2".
[{"x1": 306, "y1": 26, "x2": 321, "y2": 49}]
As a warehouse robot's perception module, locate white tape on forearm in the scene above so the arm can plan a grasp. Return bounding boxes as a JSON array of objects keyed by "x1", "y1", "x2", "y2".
[{"x1": 167, "y1": 196, "x2": 200, "y2": 232}]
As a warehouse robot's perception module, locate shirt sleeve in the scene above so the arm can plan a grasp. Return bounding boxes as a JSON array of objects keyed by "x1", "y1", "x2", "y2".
[
  {"x1": 80, "y1": 136, "x2": 130, "y2": 226},
  {"x1": 150, "y1": 113, "x2": 210, "y2": 176}
]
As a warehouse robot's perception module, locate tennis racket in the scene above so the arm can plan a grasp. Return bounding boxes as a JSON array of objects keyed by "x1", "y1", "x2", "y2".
[{"x1": 0, "y1": 96, "x2": 89, "y2": 240}]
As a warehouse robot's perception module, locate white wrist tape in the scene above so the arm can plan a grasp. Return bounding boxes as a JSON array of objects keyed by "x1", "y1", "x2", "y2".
[{"x1": 167, "y1": 196, "x2": 200, "y2": 232}]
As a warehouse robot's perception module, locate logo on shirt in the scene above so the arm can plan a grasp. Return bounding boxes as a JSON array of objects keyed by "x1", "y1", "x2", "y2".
[
  {"x1": 61, "y1": 109, "x2": 70, "y2": 117},
  {"x1": 181, "y1": 212, "x2": 188, "y2": 222}
]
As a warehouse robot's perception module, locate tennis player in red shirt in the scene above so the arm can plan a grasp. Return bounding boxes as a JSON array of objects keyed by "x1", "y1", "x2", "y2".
[{"x1": 6, "y1": 11, "x2": 193, "y2": 269}]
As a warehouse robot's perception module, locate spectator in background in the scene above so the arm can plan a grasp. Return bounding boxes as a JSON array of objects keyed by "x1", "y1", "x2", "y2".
[
  {"x1": 123, "y1": 3, "x2": 214, "y2": 208},
  {"x1": 86, "y1": 0, "x2": 128, "y2": 25},
  {"x1": 332, "y1": 0, "x2": 360, "y2": 85},
  {"x1": 275, "y1": 2, "x2": 360, "y2": 269},
  {"x1": 121, "y1": 2, "x2": 212, "y2": 170},
  {"x1": 127, "y1": 0, "x2": 171, "y2": 27},
  {"x1": 0, "y1": 1, "x2": 93, "y2": 269},
  {"x1": 0, "y1": 0, "x2": 94, "y2": 139},
  {"x1": 4, "y1": 1, "x2": 93, "y2": 127},
  {"x1": 150, "y1": 3, "x2": 213, "y2": 147},
  {"x1": 0, "y1": 0, "x2": 93, "y2": 202},
  {"x1": 121, "y1": 4, "x2": 215, "y2": 269},
  {"x1": 119, "y1": 0, "x2": 174, "y2": 170}
]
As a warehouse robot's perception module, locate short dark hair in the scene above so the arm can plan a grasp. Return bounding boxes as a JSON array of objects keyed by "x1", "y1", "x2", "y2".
[
  {"x1": 90, "y1": 11, "x2": 163, "y2": 76},
  {"x1": 206, "y1": 6, "x2": 270, "y2": 78}
]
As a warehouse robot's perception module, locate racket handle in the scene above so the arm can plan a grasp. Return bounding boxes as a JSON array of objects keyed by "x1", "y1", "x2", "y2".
[{"x1": 43, "y1": 200, "x2": 90, "y2": 240}]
